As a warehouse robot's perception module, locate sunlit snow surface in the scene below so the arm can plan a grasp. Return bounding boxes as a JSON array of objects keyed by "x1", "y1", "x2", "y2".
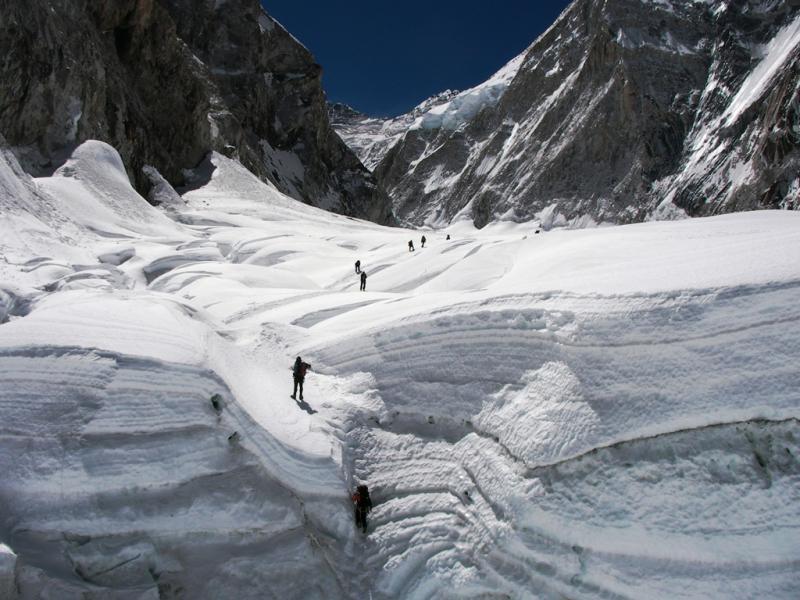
[{"x1": 1, "y1": 142, "x2": 799, "y2": 598}]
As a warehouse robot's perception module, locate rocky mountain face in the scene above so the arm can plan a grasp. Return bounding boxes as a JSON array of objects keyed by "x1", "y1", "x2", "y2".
[
  {"x1": 0, "y1": 0, "x2": 394, "y2": 224},
  {"x1": 335, "y1": 0, "x2": 799, "y2": 228}
]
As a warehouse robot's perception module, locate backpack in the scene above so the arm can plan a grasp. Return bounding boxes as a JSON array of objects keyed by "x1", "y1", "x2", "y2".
[
  {"x1": 293, "y1": 360, "x2": 309, "y2": 378},
  {"x1": 356, "y1": 484, "x2": 372, "y2": 510}
]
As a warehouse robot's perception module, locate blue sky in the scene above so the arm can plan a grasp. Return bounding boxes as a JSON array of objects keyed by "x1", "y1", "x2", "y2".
[{"x1": 262, "y1": 1, "x2": 572, "y2": 117}]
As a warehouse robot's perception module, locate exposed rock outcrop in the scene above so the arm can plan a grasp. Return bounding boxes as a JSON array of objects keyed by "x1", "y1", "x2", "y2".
[
  {"x1": 334, "y1": 0, "x2": 799, "y2": 227},
  {"x1": 0, "y1": 0, "x2": 394, "y2": 223}
]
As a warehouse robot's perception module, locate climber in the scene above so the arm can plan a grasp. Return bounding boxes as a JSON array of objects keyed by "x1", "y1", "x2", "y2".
[
  {"x1": 421, "y1": 234, "x2": 426, "y2": 248},
  {"x1": 360, "y1": 270, "x2": 367, "y2": 291},
  {"x1": 291, "y1": 356, "x2": 311, "y2": 401},
  {"x1": 355, "y1": 259, "x2": 361, "y2": 274},
  {"x1": 408, "y1": 240, "x2": 415, "y2": 252},
  {"x1": 351, "y1": 484, "x2": 373, "y2": 534}
]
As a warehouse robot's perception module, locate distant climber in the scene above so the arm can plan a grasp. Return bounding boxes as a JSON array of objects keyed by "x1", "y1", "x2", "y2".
[
  {"x1": 351, "y1": 484, "x2": 373, "y2": 534},
  {"x1": 355, "y1": 260, "x2": 361, "y2": 274},
  {"x1": 291, "y1": 356, "x2": 311, "y2": 401},
  {"x1": 446, "y1": 234, "x2": 451, "y2": 240},
  {"x1": 408, "y1": 240, "x2": 415, "y2": 252},
  {"x1": 421, "y1": 235, "x2": 426, "y2": 248},
  {"x1": 360, "y1": 271, "x2": 367, "y2": 291}
]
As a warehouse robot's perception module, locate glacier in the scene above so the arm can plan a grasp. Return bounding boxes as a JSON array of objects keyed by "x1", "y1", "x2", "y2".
[{"x1": 0, "y1": 139, "x2": 798, "y2": 598}]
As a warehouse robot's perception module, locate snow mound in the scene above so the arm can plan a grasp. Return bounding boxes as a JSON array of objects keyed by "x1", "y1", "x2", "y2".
[
  {"x1": 37, "y1": 141, "x2": 188, "y2": 240},
  {"x1": 0, "y1": 141, "x2": 91, "y2": 269}
]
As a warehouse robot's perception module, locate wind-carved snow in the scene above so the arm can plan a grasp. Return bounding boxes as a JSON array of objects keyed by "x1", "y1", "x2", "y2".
[{"x1": 0, "y1": 140, "x2": 799, "y2": 598}]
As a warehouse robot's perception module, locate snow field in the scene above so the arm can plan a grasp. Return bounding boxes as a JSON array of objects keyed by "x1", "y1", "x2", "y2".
[{"x1": 0, "y1": 140, "x2": 798, "y2": 598}]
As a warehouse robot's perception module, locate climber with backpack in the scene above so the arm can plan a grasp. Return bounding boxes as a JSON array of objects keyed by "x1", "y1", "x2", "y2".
[
  {"x1": 291, "y1": 356, "x2": 311, "y2": 401},
  {"x1": 351, "y1": 484, "x2": 373, "y2": 534}
]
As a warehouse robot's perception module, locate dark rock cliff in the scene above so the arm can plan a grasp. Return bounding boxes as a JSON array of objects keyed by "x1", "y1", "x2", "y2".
[{"x1": 0, "y1": 0, "x2": 394, "y2": 224}]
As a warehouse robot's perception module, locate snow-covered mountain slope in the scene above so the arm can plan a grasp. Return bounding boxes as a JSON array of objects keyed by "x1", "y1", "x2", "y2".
[
  {"x1": 0, "y1": 0, "x2": 393, "y2": 224},
  {"x1": 1, "y1": 140, "x2": 799, "y2": 598},
  {"x1": 329, "y1": 91, "x2": 460, "y2": 171},
  {"x1": 356, "y1": 0, "x2": 800, "y2": 227},
  {"x1": 329, "y1": 53, "x2": 525, "y2": 173}
]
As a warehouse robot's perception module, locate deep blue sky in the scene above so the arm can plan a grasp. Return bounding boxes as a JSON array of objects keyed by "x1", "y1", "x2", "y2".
[{"x1": 262, "y1": 1, "x2": 572, "y2": 117}]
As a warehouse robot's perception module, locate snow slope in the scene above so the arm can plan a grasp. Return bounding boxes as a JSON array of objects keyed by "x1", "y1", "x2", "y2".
[
  {"x1": 330, "y1": 48, "x2": 525, "y2": 172},
  {"x1": 1, "y1": 141, "x2": 798, "y2": 598}
]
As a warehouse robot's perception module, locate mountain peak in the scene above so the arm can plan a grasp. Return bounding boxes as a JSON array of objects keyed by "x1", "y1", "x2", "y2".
[{"x1": 335, "y1": 0, "x2": 800, "y2": 227}]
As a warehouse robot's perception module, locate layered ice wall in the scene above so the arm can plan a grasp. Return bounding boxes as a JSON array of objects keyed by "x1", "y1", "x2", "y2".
[
  {"x1": 0, "y1": 138, "x2": 798, "y2": 598},
  {"x1": 308, "y1": 215, "x2": 800, "y2": 598}
]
